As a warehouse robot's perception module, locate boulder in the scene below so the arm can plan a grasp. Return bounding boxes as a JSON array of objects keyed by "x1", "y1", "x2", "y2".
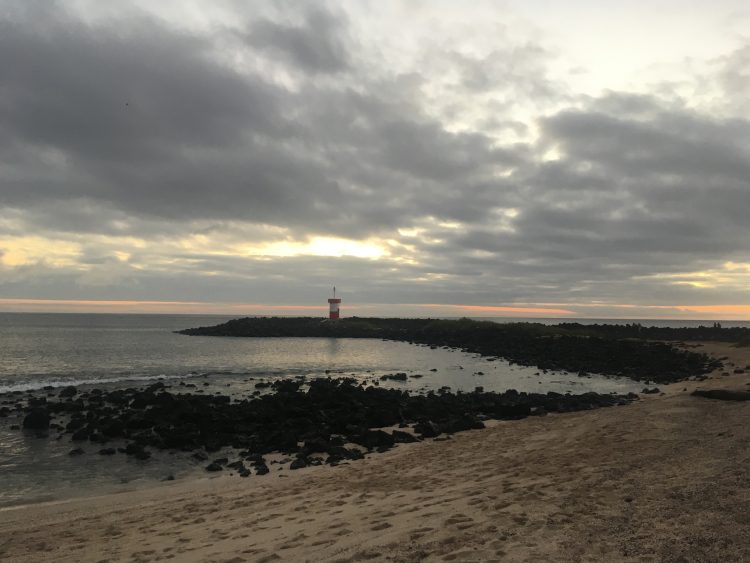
[
  {"x1": 244, "y1": 453, "x2": 265, "y2": 465},
  {"x1": 441, "y1": 415, "x2": 485, "y2": 434},
  {"x1": 692, "y1": 389, "x2": 750, "y2": 401},
  {"x1": 290, "y1": 457, "x2": 308, "y2": 470},
  {"x1": 349, "y1": 429, "x2": 395, "y2": 450},
  {"x1": 59, "y1": 386, "x2": 78, "y2": 398},
  {"x1": 391, "y1": 430, "x2": 419, "y2": 443},
  {"x1": 414, "y1": 420, "x2": 441, "y2": 438},
  {"x1": 22, "y1": 408, "x2": 50, "y2": 430},
  {"x1": 124, "y1": 442, "x2": 150, "y2": 460},
  {"x1": 380, "y1": 373, "x2": 407, "y2": 381}
]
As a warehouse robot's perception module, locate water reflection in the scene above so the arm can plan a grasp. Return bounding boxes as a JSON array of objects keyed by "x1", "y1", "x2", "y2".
[{"x1": 325, "y1": 337, "x2": 342, "y2": 358}]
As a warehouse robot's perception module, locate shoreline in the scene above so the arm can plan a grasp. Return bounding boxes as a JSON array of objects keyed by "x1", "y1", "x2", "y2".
[{"x1": 1, "y1": 341, "x2": 749, "y2": 562}]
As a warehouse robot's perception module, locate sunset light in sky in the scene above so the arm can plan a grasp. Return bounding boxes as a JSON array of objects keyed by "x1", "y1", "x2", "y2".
[{"x1": 1, "y1": 0, "x2": 749, "y2": 318}]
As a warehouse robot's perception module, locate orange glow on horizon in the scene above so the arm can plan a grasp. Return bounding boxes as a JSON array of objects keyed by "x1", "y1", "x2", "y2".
[
  {"x1": 0, "y1": 298, "x2": 748, "y2": 319},
  {"x1": 677, "y1": 305, "x2": 750, "y2": 315}
]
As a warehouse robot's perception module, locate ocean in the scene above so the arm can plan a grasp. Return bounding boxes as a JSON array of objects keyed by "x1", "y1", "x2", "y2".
[{"x1": 0, "y1": 312, "x2": 742, "y2": 507}]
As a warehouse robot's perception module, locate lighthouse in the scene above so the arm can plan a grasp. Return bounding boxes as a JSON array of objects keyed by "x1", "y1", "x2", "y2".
[{"x1": 328, "y1": 286, "x2": 341, "y2": 319}]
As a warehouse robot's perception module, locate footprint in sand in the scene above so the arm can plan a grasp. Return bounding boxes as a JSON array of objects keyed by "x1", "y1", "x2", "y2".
[
  {"x1": 444, "y1": 514, "x2": 474, "y2": 526},
  {"x1": 311, "y1": 539, "x2": 336, "y2": 547},
  {"x1": 442, "y1": 550, "x2": 487, "y2": 561},
  {"x1": 409, "y1": 527, "x2": 436, "y2": 540},
  {"x1": 352, "y1": 550, "x2": 381, "y2": 560}
]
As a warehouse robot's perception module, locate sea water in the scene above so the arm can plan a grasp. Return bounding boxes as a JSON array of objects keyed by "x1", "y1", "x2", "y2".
[{"x1": 2, "y1": 312, "x2": 734, "y2": 507}]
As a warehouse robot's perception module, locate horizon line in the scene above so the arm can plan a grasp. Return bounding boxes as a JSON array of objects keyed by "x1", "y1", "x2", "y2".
[{"x1": 0, "y1": 298, "x2": 749, "y2": 320}]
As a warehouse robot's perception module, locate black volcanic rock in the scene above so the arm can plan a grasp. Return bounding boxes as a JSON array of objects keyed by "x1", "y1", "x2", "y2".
[
  {"x1": 71, "y1": 428, "x2": 89, "y2": 441},
  {"x1": 5, "y1": 376, "x2": 640, "y2": 475},
  {"x1": 23, "y1": 408, "x2": 50, "y2": 430},
  {"x1": 348, "y1": 429, "x2": 395, "y2": 451},
  {"x1": 692, "y1": 389, "x2": 750, "y2": 401},
  {"x1": 290, "y1": 457, "x2": 308, "y2": 470},
  {"x1": 381, "y1": 373, "x2": 407, "y2": 381},
  {"x1": 414, "y1": 420, "x2": 441, "y2": 438},
  {"x1": 176, "y1": 317, "x2": 721, "y2": 383},
  {"x1": 391, "y1": 430, "x2": 419, "y2": 443},
  {"x1": 59, "y1": 386, "x2": 78, "y2": 398}
]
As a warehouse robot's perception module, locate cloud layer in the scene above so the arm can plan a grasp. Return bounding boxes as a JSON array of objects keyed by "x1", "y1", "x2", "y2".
[{"x1": 1, "y1": 0, "x2": 749, "y2": 317}]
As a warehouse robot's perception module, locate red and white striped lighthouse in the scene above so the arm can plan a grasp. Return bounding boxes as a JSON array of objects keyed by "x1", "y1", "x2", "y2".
[{"x1": 328, "y1": 286, "x2": 341, "y2": 319}]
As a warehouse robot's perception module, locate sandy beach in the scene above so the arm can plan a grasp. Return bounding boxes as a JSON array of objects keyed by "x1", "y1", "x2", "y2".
[{"x1": 1, "y1": 341, "x2": 749, "y2": 563}]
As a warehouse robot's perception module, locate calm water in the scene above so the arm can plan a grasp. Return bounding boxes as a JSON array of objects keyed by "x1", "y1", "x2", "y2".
[{"x1": 1, "y1": 312, "x2": 736, "y2": 507}]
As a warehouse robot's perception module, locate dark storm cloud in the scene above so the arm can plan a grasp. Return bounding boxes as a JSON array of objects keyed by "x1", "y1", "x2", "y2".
[
  {"x1": 244, "y1": 7, "x2": 351, "y2": 73},
  {"x1": 543, "y1": 109, "x2": 750, "y2": 185},
  {"x1": 0, "y1": 1, "x2": 525, "y2": 240},
  {"x1": 0, "y1": 13, "x2": 279, "y2": 157}
]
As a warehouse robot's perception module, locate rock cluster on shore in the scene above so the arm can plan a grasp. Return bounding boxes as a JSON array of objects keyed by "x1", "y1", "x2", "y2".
[
  {"x1": 4, "y1": 378, "x2": 637, "y2": 474},
  {"x1": 177, "y1": 317, "x2": 721, "y2": 383}
]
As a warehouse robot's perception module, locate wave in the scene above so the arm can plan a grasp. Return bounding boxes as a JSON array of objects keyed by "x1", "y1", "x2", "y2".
[
  {"x1": 0, "y1": 372, "x2": 209, "y2": 394},
  {"x1": 0, "y1": 366, "x2": 347, "y2": 394}
]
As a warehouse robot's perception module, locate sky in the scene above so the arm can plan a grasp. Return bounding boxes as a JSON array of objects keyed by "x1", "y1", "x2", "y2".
[{"x1": 1, "y1": 0, "x2": 750, "y2": 319}]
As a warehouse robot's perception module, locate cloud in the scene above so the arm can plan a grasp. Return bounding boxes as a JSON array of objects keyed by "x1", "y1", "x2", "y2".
[
  {"x1": 244, "y1": 7, "x2": 352, "y2": 74},
  {"x1": 0, "y1": 1, "x2": 749, "y2": 315},
  {"x1": 0, "y1": 1, "x2": 530, "y2": 241}
]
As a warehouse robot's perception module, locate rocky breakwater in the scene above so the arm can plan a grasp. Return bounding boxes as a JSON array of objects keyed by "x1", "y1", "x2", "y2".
[
  {"x1": 4, "y1": 379, "x2": 637, "y2": 475},
  {"x1": 178, "y1": 317, "x2": 721, "y2": 383}
]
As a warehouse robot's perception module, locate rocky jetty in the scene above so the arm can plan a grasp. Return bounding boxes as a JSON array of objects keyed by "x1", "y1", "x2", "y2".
[
  {"x1": 555, "y1": 322, "x2": 750, "y2": 344},
  {"x1": 178, "y1": 317, "x2": 721, "y2": 383},
  {"x1": 4, "y1": 379, "x2": 636, "y2": 473},
  {"x1": 691, "y1": 389, "x2": 750, "y2": 401}
]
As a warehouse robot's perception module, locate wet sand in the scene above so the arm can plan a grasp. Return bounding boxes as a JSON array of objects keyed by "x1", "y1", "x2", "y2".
[{"x1": 1, "y1": 341, "x2": 749, "y2": 562}]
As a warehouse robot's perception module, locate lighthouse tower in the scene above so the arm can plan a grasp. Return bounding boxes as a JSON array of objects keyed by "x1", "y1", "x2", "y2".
[{"x1": 328, "y1": 286, "x2": 341, "y2": 319}]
